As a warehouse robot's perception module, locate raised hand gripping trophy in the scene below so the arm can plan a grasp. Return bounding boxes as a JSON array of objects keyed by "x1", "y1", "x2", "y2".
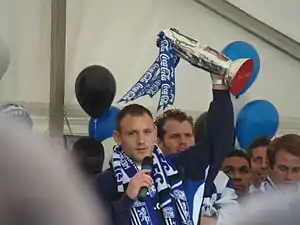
[{"x1": 119, "y1": 28, "x2": 254, "y2": 110}]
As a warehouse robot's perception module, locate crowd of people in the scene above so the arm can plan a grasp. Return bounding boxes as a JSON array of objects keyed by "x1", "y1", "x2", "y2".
[{"x1": 1, "y1": 75, "x2": 299, "y2": 225}]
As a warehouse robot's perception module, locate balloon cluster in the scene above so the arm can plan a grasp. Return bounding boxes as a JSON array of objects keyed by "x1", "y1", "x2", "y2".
[
  {"x1": 194, "y1": 41, "x2": 279, "y2": 150},
  {"x1": 75, "y1": 65, "x2": 119, "y2": 142}
]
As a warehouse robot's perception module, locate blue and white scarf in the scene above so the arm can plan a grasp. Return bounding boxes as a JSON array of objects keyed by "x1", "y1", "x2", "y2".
[
  {"x1": 118, "y1": 31, "x2": 180, "y2": 111},
  {"x1": 110, "y1": 144, "x2": 193, "y2": 225}
]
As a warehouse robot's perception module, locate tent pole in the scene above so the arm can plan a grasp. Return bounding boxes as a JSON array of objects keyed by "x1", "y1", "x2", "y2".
[{"x1": 48, "y1": 0, "x2": 67, "y2": 143}]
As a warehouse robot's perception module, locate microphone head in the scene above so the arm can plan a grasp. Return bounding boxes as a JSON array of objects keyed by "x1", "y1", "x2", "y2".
[
  {"x1": 141, "y1": 156, "x2": 153, "y2": 170},
  {"x1": 138, "y1": 156, "x2": 153, "y2": 201}
]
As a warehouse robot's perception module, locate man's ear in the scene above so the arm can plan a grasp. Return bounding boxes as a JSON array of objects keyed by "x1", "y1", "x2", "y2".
[
  {"x1": 113, "y1": 130, "x2": 121, "y2": 145},
  {"x1": 153, "y1": 124, "x2": 158, "y2": 143}
]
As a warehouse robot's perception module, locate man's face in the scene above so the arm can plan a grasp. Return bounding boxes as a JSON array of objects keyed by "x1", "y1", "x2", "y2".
[
  {"x1": 113, "y1": 114, "x2": 157, "y2": 165},
  {"x1": 158, "y1": 119, "x2": 194, "y2": 155},
  {"x1": 271, "y1": 150, "x2": 300, "y2": 188},
  {"x1": 250, "y1": 146, "x2": 269, "y2": 187},
  {"x1": 221, "y1": 156, "x2": 252, "y2": 198}
]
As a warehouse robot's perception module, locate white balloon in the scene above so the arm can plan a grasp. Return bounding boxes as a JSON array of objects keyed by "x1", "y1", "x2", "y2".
[{"x1": 0, "y1": 36, "x2": 10, "y2": 80}]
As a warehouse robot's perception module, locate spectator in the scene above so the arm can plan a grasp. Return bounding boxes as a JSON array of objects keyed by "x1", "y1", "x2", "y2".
[
  {"x1": 262, "y1": 134, "x2": 300, "y2": 193},
  {"x1": 221, "y1": 149, "x2": 252, "y2": 200},
  {"x1": 156, "y1": 109, "x2": 239, "y2": 224},
  {"x1": 247, "y1": 136, "x2": 270, "y2": 192},
  {"x1": 0, "y1": 103, "x2": 33, "y2": 130},
  {"x1": 72, "y1": 137, "x2": 105, "y2": 177},
  {"x1": 155, "y1": 109, "x2": 194, "y2": 155},
  {"x1": 193, "y1": 111, "x2": 208, "y2": 143}
]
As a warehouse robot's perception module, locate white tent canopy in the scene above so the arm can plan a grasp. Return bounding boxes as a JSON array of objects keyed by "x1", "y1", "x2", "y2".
[{"x1": 0, "y1": 0, "x2": 299, "y2": 138}]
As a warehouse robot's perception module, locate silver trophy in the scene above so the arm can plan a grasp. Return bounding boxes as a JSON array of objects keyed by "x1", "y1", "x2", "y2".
[{"x1": 162, "y1": 28, "x2": 254, "y2": 95}]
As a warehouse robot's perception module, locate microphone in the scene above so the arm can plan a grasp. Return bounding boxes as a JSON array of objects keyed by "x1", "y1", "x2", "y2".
[{"x1": 137, "y1": 156, "x2": 153, "y2": 200}]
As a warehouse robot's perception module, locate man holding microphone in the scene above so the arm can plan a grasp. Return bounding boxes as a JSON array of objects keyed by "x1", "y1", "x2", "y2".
[{"x1": 94, "y1": 73, "x2": 235, "y2": 225}]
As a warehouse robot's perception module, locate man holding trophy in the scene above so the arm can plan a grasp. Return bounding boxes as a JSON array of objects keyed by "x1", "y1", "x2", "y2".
[{"x1": 94, "y1": 29, "x2": 253, "y2": 225}]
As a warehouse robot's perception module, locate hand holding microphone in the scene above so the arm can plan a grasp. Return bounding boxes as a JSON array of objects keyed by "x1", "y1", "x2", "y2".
[{"x1": 125, "y1": 156, "x2": 153, "y2": 201}]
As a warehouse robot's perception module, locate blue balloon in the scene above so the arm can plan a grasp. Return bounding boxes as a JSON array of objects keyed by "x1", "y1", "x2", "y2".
[
  {"x1": 88, "y1": 106, "x2": 120, "y2": 142},
  {"x1": 236, "y1": 100, "x2": 279, "y2": 149},
  {"x1": 222, "y1": 41, "x2": 260, "y2": 96}
]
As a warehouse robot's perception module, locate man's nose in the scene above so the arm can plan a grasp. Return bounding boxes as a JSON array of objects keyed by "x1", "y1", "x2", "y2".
[
  {"x1": 137, "y1": 133, "x2": 145, "y2": 144},
  {"x1": 180, "y1": 136, "x2": 187, "y2": 144},
  {"x1": 285, "y1": 170, "x2": 293, "y2": 181},
  {"x1": 232, "y1": 171, "x2": 242, "y2": 180},
  {"x1": 261, "y1": 159, "x2": 269, "y2": 170}
]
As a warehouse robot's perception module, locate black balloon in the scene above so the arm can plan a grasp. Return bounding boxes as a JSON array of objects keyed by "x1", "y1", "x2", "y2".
[{"x1": 75, "y1": 65, "x2": 116, "y2": 119}]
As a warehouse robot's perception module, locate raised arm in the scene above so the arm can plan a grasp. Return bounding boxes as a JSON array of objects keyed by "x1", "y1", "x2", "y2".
[{"x1": 169, "y1": 82, "x2": 234, "y2": 181}]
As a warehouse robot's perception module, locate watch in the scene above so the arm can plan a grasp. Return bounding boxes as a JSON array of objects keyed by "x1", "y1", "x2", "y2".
[{"x1": 212, "y1": 78, "x2": 226, "y2": 86}]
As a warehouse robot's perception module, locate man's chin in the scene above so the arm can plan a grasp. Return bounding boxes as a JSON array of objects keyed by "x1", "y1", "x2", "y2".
[
  {"x1": 255, "y1": 174, "x2": 267, "y2": 183},
  {"x1": 130, "y1": 154, "x2": 151, "y2": 165},
  {"x1": 282, "y1": 181, "x2": 297, "y2": 187},
  {"x1": 176, "y1": 147, "x2": 188, "y2": 153},
  {"x1": 176, "y1": 149, "x2": 184, "y2": 153},
  {"x1": 278, "y1": 183, "x2": 298, "y2": 193},
  {"x1": 234, "y1": 185, "x2": 245, "y2": 195}
]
